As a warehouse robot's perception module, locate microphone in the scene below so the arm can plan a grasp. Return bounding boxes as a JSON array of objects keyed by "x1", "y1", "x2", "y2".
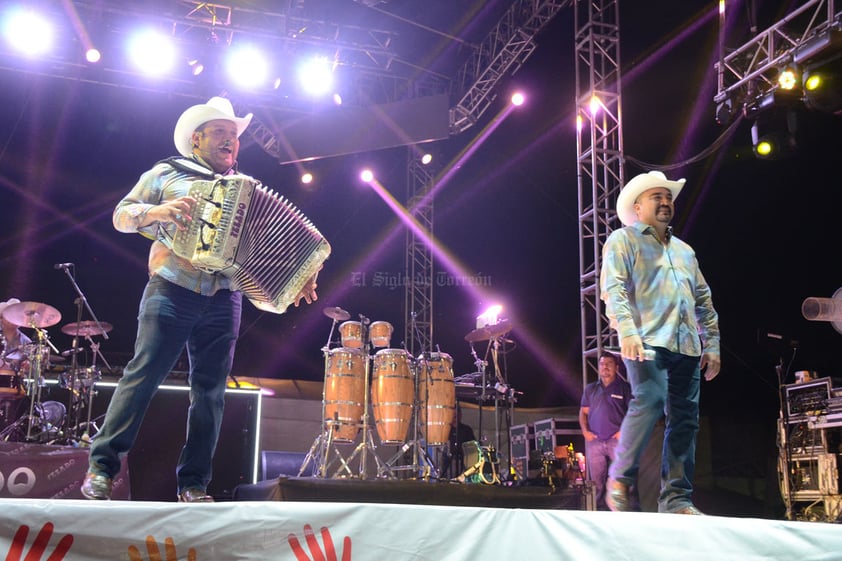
[{"x1": 54, "y1": 263, "x2": 74, "y2": 269}]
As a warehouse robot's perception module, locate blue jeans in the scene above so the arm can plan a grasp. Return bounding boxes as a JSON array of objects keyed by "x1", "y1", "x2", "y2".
[
  {"x1": 608, "y1": 347, "x2": 700, "y2": 512},
  {"x1": 585, "y1": 437, "x2": 617, "y2": 509},
  {"x1": 89, "y1": 276, "x2": 242, "y2": 494}
]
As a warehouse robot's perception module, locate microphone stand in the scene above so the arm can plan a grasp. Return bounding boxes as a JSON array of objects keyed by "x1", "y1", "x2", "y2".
[{"x1": 57, "y1": 266, "x2": 109, "y2": 444}]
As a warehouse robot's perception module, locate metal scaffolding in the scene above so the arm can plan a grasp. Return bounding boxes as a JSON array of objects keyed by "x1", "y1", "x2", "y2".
[
  {"x1": 714, "y1": 0, "x2": 841, "y2": 121},
  {"x1": 404, "y1": 153, "x2": 435, "y2": 357},
  {"x1": 574, "y1": 0, "x2": 624, "y2": 389},
  {"x1": 405, "y1": 0, "x2": 571, "y2": 349}
]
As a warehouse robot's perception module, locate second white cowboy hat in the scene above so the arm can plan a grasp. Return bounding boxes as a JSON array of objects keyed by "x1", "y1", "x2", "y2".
[
  {"x1": 0, "y1": 298, "x2": 21, "y2": 320},
  {"x1": 173, "y1": 96, "x2": 253, "y2": 158},
  {"x1": 616, "y1": 170, "x2": 686, "y2": 226}
]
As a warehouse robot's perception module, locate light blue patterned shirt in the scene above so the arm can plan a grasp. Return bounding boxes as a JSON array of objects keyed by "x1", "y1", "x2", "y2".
[
  {"x1": 600, "y1": 221, "x2": 720, "y2": 357},
  {"x1": 113, "y1": 157, "x2": 233, "y2": 296}
]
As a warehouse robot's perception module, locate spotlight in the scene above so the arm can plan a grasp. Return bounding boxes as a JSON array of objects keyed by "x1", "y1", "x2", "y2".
[
  {"x1": 128, "y1": 30, "x2": 177, "y2": 77},
  {"x1": 802, "y1": 58, "x2": 842, "y2": 114},
  {"x1": 3, "y1": 8, "x2": 54, "y2": 56},
  {"x1": 360, "y1": 169, "x2": 374, "y2": 183},
  {"x1": 420, "y1": 153, "x2": 433, "y2": 165},
  {"x1": 85, "y1": 48, "x2": 101, "y2": 64},
  {"x1": 301, "y1": 172, "x2": 313, "y2": 184},
  {"x1": 750, "y1": 109, "x2": 798, "y2": 160},
  {"x1": 298, "y1": 56, "x2": 334, "y2": 96},
  {"x1": 589, "y1": 96, "x2": 602, "y2": 116},
  {"x1": 188, "y1": 59, "x2": 204, "y2": 76},
  {"x1": 224, "y1": 45, "x2": 270, "y2": 89},
  {"x1": 510, "y1": 92, "x2": 525, "y2": 106},
  {"x1": 777, "y1": 67, "x2": 799, "y2": 91}
]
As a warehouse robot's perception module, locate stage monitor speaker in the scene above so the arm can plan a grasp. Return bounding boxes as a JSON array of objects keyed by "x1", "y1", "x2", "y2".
[
  {"x1": 42, "y1": 381, "x2": 260, "y2": 501},
  {"x1": 261, "y1": 450, "x2": 308, "y2": 480}
]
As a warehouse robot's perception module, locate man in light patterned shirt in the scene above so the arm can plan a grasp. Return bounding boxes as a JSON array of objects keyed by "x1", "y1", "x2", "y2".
[
  {"x1": 599, "y1": 170, "x2": 720, "y2": 515},
  {"x1": 81, "y1": 97, "x2": 318, "y2": 502}
]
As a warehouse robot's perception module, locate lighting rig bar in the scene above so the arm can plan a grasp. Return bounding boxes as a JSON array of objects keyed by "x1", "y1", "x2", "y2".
[
  {"x1": 0, "y1": 1, "x2": 449, "y2": 109},
  {"x1": 714, "y1": 0, "x2": 841, "y2": 119},
  {"x1": 450, "y1": 0, "x2": 572, "y2": 135}
]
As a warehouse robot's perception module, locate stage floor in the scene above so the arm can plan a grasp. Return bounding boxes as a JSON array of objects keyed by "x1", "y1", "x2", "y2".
[{"x1": 1, "y1": 494, "x2": 840, "y2": 560}]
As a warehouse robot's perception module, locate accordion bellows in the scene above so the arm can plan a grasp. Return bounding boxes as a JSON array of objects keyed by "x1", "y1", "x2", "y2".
[{"x1": 173, "y1": 175, "x2": 330, "y2": 314}]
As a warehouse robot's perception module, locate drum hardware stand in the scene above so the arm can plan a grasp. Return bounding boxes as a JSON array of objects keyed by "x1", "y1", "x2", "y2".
[
  {"x1": 343, "y1": 315, "x2": 391, "y2": 479},
  {"x1": 65, "y1": 335, "x2": 112, "y2": 445},
  {"x1": 383, "y1": 313, "x2": 437, "y2": 479},
  {"x1": 300, "y1": 307, "x2": 354, "y2": 478}
]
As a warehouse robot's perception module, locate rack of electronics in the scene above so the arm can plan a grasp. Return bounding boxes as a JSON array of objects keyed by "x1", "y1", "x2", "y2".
[{"x1": 778, "y1": 376, "x2": 842, "y2": 522}]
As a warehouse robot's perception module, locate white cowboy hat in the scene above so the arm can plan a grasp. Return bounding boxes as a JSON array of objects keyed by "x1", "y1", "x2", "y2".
[
  {"x1": 0, "y1": 298, "x2": 21, "y2": 319},
  {"x1": 616, "y1": 170, "x2": 686, "y2": 226},
  {"x1": 173, "y1": 96, "x2": 253, "y2": 157}
]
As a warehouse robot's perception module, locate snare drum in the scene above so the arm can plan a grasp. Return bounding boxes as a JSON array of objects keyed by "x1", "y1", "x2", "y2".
[
  {"x1": 339, "y1": 321, "x2": 362, "y2": 348},
  {"x1": 371, "y1": 348, "x2": 414, "y2": 444},
  {"x1": 418, "y1": 352, "x2": 456, "y2": 445},
  {"x1": 323, "y1": 348, "x2": 366, "y2": 442},
  {"x1": 369, "y1": 321, "x2": 393, "y2": 348}
]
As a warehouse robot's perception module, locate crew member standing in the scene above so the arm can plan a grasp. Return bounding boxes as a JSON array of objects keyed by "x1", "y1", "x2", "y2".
[{"x1": 579, "y1": 352, "x2": 631, "y2": 509}]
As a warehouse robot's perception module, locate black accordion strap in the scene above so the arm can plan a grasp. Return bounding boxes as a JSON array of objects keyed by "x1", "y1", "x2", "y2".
[{"x1": 157, "y1": 156, "x2": 217, "y2": 179}]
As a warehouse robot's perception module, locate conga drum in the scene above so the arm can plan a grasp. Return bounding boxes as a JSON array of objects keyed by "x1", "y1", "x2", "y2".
[
  {"x1": 418, "y1": 352, "x2": 456, "y2": 445},
  {"x1": 369, "y1": 321, "x2": 393, "y2": 348},
  {"x1": 339, "y1": 321, "x2": 362, "y2": 348},
  {"x1": 323, "y1": 348, "x2": 365, "y2": 442},
  {"x1": 371, "y1": 349, "x2": 414, "y2": 444}
]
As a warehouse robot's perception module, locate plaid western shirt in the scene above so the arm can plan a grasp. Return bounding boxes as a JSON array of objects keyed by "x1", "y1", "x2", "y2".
[
  {"x1": 113, "y1": 157, "x2": 235, "y2": 296},
  {"x1": 599, "y1": 221, "x2": 720, "y2": 358}
]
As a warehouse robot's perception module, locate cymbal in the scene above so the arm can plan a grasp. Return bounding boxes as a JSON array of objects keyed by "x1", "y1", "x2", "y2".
[
  {"x1": 464, "y1": 320, "x2": 512, "y2": 343},
  {"x1": 61, "y1": 320, "x2": 113, "y2": 337},
  {"x1": 1, "y1": 301, "x2": 62, "y2": 328},
  {"x1": 323, "y1": 306, "x2": 350, "y2": 321}
]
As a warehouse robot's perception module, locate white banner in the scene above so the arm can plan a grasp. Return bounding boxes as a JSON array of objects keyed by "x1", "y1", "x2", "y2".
[{"x1": 0, "y1": 498, "x2": 840, "y2": 560}]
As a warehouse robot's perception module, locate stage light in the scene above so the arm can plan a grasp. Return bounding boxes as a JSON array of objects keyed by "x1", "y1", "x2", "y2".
[
  {"x1": 750, "y1": 109, "x2": 798, "y2": 160},
  {"x1": 420, "y1": 153, "x2": 433, "y2": 165},
  {"x1": 589, "y1": 95, "x2": 602, "y2": 116},
  {"x1": 511, "y1": 92, "x2": 525, "y2": 106},
  {"x1": 360, "y1": 169, "x2": 374, "y2": 183},
  {"x1": 777, "y1": 67, "x2": 799, "y2": 91},
  {"x1": 224, "y1": 45, "x2": 270, "y2": 89},
  {"x1": 332, "y1": 93, "x2": 343, "y2": 106},
  {"x1": 298, "y1": 56, "x2": 334, "y2": 96},
  {"x1": 301, "y1": 172, "x2": 313, "y2": 184},
  {"x1": 85, "y1": 48, "x2": 101, "y2": 64},
  {"x1": 128, "y1": 30, "x2": 177, "y2": 77},
  {"x1": 476, "y1": 305, "x2": 503, "y2": 329},
  {"x1": 802, "y1": 60, "x2": 842, "y2": 114},
  {"x1": 3, "y1": 8, "x2": 54, "y2": 56},
  {"x1": 187, "y1": 59, "x2": 204, "y2": 76}
]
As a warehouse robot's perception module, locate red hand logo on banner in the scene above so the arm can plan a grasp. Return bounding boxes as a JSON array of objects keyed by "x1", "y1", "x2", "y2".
[
  {"x1": 288, "y1": 524, "x2": 351, "y2": 561},
  {"x1": 127, "y1": 536, "x2": 197, "y2": 561},
  {"x1": 5, "y1": 522, "x2": 73, "y2": 561}
]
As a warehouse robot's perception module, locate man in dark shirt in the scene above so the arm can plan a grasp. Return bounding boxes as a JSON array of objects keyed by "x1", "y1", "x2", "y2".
[{"x1": 579, "y1": 353, "x2": 631, "y2": 509}]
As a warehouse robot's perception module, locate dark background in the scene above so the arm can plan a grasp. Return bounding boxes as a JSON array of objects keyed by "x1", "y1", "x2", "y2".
[{"x1": 1, "y1": 1, "x2": 840, "y2": 497}]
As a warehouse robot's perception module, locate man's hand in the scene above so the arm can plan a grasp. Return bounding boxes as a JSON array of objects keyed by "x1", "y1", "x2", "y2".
[
  {"x1": 700, "y1": 352, "x2": 721, "y2": 381},
  {"x1": 620, "y1": 334, "x2": 645, "y2": 362},
  {"x1": 294, "y1": 273, "x2": 319, "y2": 307}
]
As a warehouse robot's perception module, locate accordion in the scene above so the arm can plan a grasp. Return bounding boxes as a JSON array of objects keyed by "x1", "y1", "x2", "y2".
[{"x1": 172, "y1": 174, "x2": 330, "y2": 314}]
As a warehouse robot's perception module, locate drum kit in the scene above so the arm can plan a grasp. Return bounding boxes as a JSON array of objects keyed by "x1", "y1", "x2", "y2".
[
  {"x1": 0, "y1": 300, "x2": 113, "y2": 444},
  {"x1": 302, "y1": 306, "x2": 459, "y2": 480}
]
